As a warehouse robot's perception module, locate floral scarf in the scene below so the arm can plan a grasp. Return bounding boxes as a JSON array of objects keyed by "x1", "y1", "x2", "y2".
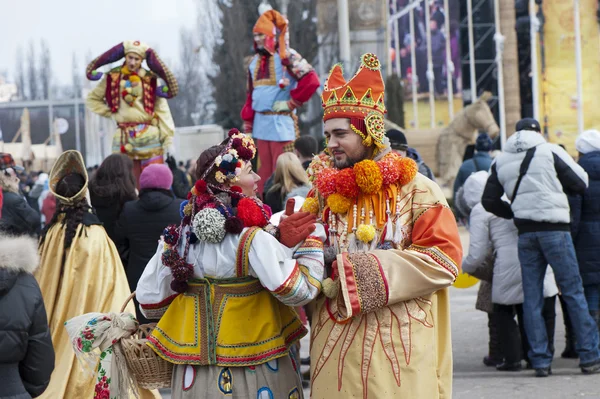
[{"x1": 65, "y1": 312, "x2": 139, "y2": 399}]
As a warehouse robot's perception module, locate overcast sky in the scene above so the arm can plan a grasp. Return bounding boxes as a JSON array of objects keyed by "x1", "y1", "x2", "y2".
[{"x1": 0, "y1": 0, "x2": 197, "y2": 85}]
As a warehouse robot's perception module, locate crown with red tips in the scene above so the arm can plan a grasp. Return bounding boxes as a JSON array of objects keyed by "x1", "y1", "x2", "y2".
[{"x1": 321, "y1": 53, "x2": 386, "y2": 121}]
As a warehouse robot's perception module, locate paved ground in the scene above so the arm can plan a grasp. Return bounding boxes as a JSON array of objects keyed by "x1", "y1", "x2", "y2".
[{"x1": 160, "y1": 228, "x2": 600, "y2": 398}]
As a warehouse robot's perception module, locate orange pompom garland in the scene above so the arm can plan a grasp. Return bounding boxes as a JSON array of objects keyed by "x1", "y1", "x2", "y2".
[
  {"x1": 327, "y1": 193, "x2": 353, "y2": 214},
  {"x1": 335, "y1": 168, "x2": 360, "y2": 198},
  {"x1": 397, "y1": 157, "x2": 418, "y2": 186},
  {"x1": 353, "y1": 159, "x2": 383, "y2": 194},
  {"x1": 301, "y1": 196, "x2": 320, "y2": 215},
  {"x1": 315, "y1": 168, "x2": 338, "y2": 198}
]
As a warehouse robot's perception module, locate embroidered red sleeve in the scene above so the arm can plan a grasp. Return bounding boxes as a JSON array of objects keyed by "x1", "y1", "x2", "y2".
[{"x1": 289, "y1": 70, "x2": 320, "y2": 105}]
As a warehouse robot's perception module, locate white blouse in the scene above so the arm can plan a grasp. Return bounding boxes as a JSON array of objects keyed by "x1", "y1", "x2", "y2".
[{"x1": 136, "y1": 224, "x2": 326, "y2": 314}]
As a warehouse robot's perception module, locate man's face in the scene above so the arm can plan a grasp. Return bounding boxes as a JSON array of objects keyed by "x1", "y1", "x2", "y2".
[
  {"x1": 324, "y1": 118, "x2": 372, "y2": 169},
  {"x1": 125, "y1": 53, "x2": 143, "y2": 72},
  {"x1": 1, "y1": 168, "x2": 20, "y2": 192},
  {"x1": 253, "y1": 33, "x2": 266, "y2": 49}
]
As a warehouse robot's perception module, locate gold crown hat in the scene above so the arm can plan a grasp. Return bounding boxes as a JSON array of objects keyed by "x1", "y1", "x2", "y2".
[
  {"x1": 49, "y1": 150, "x2": 89, "y2": 205},
  {"x1": 322, "y1": 53, "x2": 387, "y2": 149}
]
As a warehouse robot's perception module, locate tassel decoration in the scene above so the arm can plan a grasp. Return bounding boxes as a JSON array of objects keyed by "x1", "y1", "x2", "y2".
[{"x1": 384, "y1": 198, "x2": 393, "y2": 242}]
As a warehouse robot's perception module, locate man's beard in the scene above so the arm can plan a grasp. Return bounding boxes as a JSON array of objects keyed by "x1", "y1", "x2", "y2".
[{"x1": 332, "y1": 146, "x2": 370, "y2": 169}]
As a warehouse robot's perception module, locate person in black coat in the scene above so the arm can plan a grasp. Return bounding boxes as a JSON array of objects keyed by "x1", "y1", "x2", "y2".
[
  {"x1": 0, "y1": 153, "x2": 40, "y2": 236},
  {"x1": 0, "y1": 233, "x2": 55, "y2": 398},
  {"x1": 89, "y1": 154, "x2": 138, "y2": 244},
  {"x1": 114, "y1": 164, "x2": 183, "y2": 324},
  {"x1": 570, "y1": 130, "x2": 600, "y2": 330}
]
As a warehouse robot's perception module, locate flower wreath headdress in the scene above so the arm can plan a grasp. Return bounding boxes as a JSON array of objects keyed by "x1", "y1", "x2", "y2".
[{"x1": 161, "y1": 128, "x2": 272, "y2": 293}]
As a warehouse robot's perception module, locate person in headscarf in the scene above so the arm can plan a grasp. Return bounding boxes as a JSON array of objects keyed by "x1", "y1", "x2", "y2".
[{"x1": 136, "y1": 129, "x2": 325, "y2": 399}]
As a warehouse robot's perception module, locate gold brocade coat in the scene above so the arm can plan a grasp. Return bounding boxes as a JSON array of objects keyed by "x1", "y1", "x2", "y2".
[
  {"x1": 309, "y1": 174, "x2": 463, "y2": 399},
  {"x1": 34, "y1": 221, "x2": 142, "y2": 399}
]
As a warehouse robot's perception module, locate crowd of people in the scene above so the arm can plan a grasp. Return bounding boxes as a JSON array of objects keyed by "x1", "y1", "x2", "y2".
[
  {"x1": 3, "y1": 5, "x2": 600, "y2": 399},
  {"x1": 455, "y1": 118, "x2": 600, "y2": 377}
]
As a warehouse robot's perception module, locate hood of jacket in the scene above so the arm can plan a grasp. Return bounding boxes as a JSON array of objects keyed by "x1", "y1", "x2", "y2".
[
  {"x1": 463, "y1": 170, "x2": 489, "y2": 210},
  {"x1": 407, "y1": 147, "x2": 423, "y2": 163},
  {"x1": 579, "y1": 151, "x2": 600, "y2": 181},
  {"x1": 0, "y1": 234, "x2": 39, "y2": 295},
  {"x1": 503, "y1": 130, "x2": 546, "y2": 154},
  {"x1": 138, "y1": 190, "x2": 175, "y2": 212}
]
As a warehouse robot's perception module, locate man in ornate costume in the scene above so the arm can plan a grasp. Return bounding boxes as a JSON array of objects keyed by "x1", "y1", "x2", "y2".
[
  {"x1": 241, "y1": 7, "x2": 320, "y2": 194},
  {"x1": 86, "y1": 40, "x2": 178, "y2": 183},
  {"x1": 302, "y1": 53, "x2": 463, "y2": 398}
]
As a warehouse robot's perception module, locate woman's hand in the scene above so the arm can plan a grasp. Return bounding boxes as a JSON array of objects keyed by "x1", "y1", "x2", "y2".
[{"x1": 278, "y1": 198, "x2": 317, "y2": 247}]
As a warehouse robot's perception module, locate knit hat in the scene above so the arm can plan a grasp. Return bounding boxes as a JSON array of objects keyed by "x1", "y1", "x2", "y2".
[
  {"x1": 386, "y1": 129, "x2": 408, "y2": 151},
  {"x1": 475, "y1": 133, "x2": 493, "y2": 152},
  {"x1": 576, "y1": 129, "x2": 600, "y2": 154},
  {"x1": 139, "y1": 164, "x2": 173, "y2": 191},
  {"x1": 515, "y1": 118, "x2": 541, "y2": 133}
]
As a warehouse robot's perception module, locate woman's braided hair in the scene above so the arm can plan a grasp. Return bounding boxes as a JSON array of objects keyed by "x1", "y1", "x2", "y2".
[{"x1": 40, "y1": 173, "x2": 91, "y2": 250}]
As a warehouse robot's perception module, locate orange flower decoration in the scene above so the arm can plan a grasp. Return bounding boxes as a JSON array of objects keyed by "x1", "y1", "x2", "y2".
[
  {"x1": 354, "y1": 159, "x2": 383, "y2": 194},
  {"x1": 315, "y1": 168, "x2": 338, "y2": 198},
  {"x1": 335, "y1": 168, "x2": 359, "y2": 198},
  {"x1": 397, "y1": 157, "x2": 418, "y2": 186},
  {"x1": 327, "y1": 193, "x2": 353, "y2": 214}
]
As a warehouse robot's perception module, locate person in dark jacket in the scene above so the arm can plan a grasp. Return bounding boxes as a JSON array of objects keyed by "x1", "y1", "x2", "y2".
[
  {"x1": 89, "y1": 154, "x2": 138, "y2": 244},
  {"x1": 386, "y1": 129, "x2": 435, "y2": 181},
  {"x1": 453, "y1": 133, "x2": 493, "y2": 206},
  {"x1": 0, "y1": 232, "x2": 55, "y2": 399},
  {"x1": 114, "y1": 164, "x2": 183, "y2": 324},
  {"x1": 166, "y1": 155, "x2": 191, "y2": 199},
  {"x1": 570, "y1": 129, "x2": 600, "y2": 332},
  {"x1": 0, "y1": 153, "x2": 41, "y2": 236}
]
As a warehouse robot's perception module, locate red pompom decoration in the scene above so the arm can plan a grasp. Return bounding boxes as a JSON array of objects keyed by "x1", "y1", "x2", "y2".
[
  {"x1": 187, "y1": 192, "x2": 192, "y2": 200},
  {"x1": 231, "y1": 138, "x2": 243, "y2": 148},
  {"x1": 170, "y1": 279, "x2": 188, "y2": 293},
  {"x1": 237, "y1": 198, "x2": 269, "y2": 228},
  {"x1": 230, "y1": 186, "x2": 242, "y2": 193},
  {"x1": 172, "y1": 264, "x2": 194, "y2": 281},
  {"x1": 120, "y1": 145, "x2": 126, "y2": 154},
  {"x1": 228, "y1": 128, "x2": 240, "y2": 137},
  {"x1": 315, "y1": 168, "x2": 338, "y2": 198},
  {"x1": 224, "y1": 216, "x2": 244, "y2": 234},
  {"x1": 194, "y1": 179, "x2": 207, "y2": 194},
  {"x1": 281, "y1": 58, "x2": 290, "y2": 66},
  {"x1": 236, "y1": 146, "x2": 254, "y2": 160},
  {"x1": 335, "y1": 168, "x2": 360, "y2": 198}
]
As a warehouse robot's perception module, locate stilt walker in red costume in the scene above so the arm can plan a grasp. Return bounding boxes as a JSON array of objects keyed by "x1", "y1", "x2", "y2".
[
  {"x1": 86, "y1": 40, "x2": 178, "y2": 184},
  {"x1": 241, "y1": 6, "x2": 320, "y2": 194}
]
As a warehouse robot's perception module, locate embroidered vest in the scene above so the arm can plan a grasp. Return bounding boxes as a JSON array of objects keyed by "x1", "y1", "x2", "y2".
[{"x1": 148, "y1": 227, "x2": 306, "y2": 366}]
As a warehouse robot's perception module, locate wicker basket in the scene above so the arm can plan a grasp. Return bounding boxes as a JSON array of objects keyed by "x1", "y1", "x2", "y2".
[{"x1": 120, "y1": 292, "x2": 173, "y2": 389}]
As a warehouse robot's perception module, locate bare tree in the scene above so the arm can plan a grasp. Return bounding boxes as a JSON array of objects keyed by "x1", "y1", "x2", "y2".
[
  {"x1": 27, "y1": 41, "x2": 39, "y2": 100},
  {"x1": 15, "y1": 46, "x2": 27, "y2": 100},
  {"x1": 39, "y1": 39, "x2": 52, "y2": 99},
  {"x1": 171, "y1": 28, "x2": 203, "y2": 126}
]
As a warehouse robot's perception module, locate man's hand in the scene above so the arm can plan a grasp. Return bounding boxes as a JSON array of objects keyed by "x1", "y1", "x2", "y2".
[
  {"x1": 278, "y1": 199, "x2": 317, "y2": 247},
  {"x1": 272, "y1": 101, "x2": 291, "y2": 113}
]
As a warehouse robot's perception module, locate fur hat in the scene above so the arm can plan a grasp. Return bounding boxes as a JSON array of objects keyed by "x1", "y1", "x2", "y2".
[{"x1": 139, "y1": 164, "x2": 173, "y2": 191}]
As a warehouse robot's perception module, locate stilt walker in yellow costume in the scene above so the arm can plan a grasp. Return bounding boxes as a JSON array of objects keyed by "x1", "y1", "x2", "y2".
[
  {"x1": 86, "y1": 40, "x2": 178, "y2": 184},
  {"x1": 303, "y1": 53, "x2": 463, "y2": 399},
  {"x1": 136, "y1": 129, "x2": 325, "y2": 399},
  {"x1": 35, "y1": 150, "x2": 159, "y2": 398}
]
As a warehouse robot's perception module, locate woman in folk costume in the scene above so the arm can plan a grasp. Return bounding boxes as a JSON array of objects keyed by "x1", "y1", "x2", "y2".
[
  {"x1": 240, "y1": 6, "x2": 320, "y2": 194},
  {"x1": 35, "y1": 150, "x2": 158, "y2": 399},
  {"x1": 302, "y1": 53, "x2": 463, "y2": 398},
  {"x1": 86, "y1": 40, "x2": 178, "y2": 184},
  {"x1": 136, "y1": 129, "x2": 325, "y2": 399}
]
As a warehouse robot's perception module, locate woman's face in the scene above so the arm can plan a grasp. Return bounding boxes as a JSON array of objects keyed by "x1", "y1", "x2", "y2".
[{"x1": 234, "y1": 161, "x2": 260, "y2": 197}]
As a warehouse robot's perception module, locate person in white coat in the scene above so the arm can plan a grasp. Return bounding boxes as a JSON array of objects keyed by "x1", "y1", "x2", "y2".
[{"x1": 463, "y1": 171, "x2": 559, "y2": 371}]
